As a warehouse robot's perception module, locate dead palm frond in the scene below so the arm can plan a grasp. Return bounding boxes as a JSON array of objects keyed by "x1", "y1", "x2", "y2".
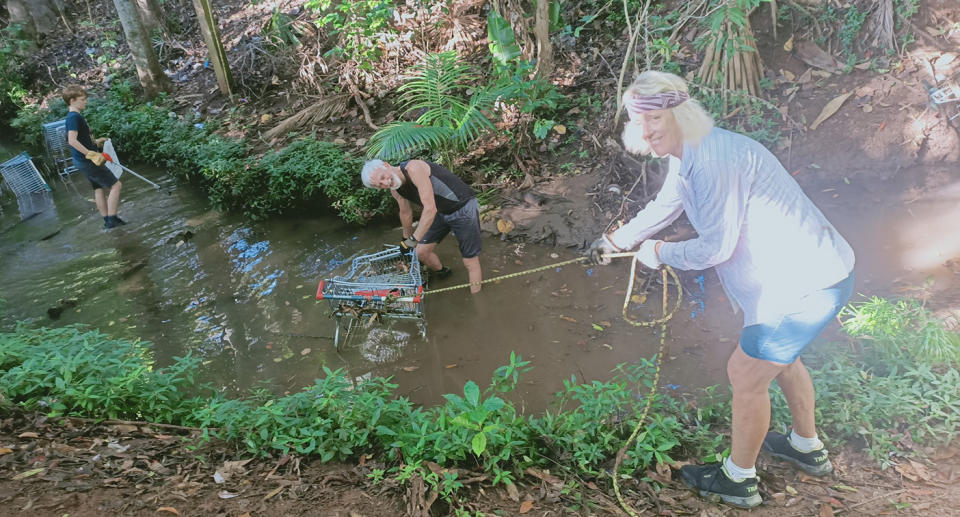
[
  {"x1": 696, "y1": 0, "x2": 765, "y2": 112},
  {"x1": 263, "y1": 94, "x2": 350, "y2": 141}
]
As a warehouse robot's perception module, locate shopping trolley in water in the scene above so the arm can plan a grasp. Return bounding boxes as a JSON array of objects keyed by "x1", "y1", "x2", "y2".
[{"x1": 316, "y1": 246, "x2": 425, "y2": 349}]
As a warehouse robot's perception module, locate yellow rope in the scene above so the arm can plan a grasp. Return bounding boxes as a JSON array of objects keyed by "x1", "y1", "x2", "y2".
[
  {"x1": 611, "y1": 260, "x2": 681, "y2": 517},
  {"x1": 421, "y1": 251, "x2": 680, "y2": 516}
]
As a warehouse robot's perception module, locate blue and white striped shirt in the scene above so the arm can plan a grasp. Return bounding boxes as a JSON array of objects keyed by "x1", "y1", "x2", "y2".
[{"x1": 610, "y1": 127, "x2": 855, "y2": 326}]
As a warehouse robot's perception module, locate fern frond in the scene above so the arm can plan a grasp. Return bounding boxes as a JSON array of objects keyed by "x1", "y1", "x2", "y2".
[
  {"x1": 451, "y1": 85, "x2": 512, "y2": 146},
  {"x1": 366, "y1": 122, "x2": 454, "y2": 161}
]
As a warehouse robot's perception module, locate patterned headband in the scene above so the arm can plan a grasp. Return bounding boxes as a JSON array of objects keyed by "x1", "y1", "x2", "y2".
[{"x1": 626, "y1": 90, "x2": 689, "y2": 116}]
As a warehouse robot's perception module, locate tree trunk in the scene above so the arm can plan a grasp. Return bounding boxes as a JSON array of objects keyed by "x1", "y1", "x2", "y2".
[
  {"x1": 112, "y1": 0, "x2": 169, "y2": 98},
  {"x1": 7, "y1": 0, "x2": 59, "y2": 44},
  {"x1": 533, "y1": 0, "x2": 553, "y2": 79},
  {"x1": 134, "y1": 0, "x2": 166, "y2": 33},
  {"x1": 191, "y1": 0, "x2": 233, "y2": 96}
]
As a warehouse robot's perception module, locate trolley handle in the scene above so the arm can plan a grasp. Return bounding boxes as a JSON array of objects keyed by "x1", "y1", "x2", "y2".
[{"x1": 316, "y1": 280, "x2": 325, "y2": 300}]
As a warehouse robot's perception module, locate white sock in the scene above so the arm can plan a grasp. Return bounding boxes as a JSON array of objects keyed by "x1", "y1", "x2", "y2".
[
  {"x1": 789, "y1": 429, "x2": 823, "y2": 452},
  {"x1": 723, "y1": 456, "x2": 756, "y2": 482}
]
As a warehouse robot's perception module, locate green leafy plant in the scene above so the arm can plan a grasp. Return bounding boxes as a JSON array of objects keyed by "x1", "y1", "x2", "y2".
[
  {"x1": 841, "y1": 296, "x2": 960, "y2": 366},
  {"x1": 265, "y1": 7, "x2": 301, "y2": 47},
  {"x1": 7, "y1": 83, "x2": 389, "y2": 223},
  {"x1": 367, "y1": 51, "x2": 514, "y2": 166},
  {"x1": 306, "y1": 0, "x2": 395, "y2": 70}
]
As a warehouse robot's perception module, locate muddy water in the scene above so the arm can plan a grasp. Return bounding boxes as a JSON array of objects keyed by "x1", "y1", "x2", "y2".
[{"x1": 2, "y1": 160, "x2": 955, "y2": 411}]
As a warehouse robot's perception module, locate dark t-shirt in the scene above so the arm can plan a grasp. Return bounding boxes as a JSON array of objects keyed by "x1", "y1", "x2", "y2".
[
  {"x1": 396, "y1": 160, "x2": 475, "y2": 215},
  {"x1": 65, "y1": 111, "x2": 95, "y2": 163}
]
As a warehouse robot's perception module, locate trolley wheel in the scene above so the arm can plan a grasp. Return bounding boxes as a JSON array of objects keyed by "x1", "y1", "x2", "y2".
[
  {"x1": 418, "y1": 320, "x2": 427, "y2": 339},
  {"x1": 334, "y1": 316, "x2": 342, "y2": 351}
]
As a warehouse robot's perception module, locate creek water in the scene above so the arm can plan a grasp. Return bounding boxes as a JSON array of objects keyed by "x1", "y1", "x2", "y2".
[{"x1": 2, "y1": 158, "x2": 955, "y2": 411}]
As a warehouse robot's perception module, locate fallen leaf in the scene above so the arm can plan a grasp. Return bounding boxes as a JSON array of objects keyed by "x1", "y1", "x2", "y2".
[
  {"x1": 445, "y1": 364, "x2": 458, "y2": 369},
  {"x1": 273, "y1": 357, "x2": 283, "y2": 363},
  {"x1": 560, "y1": 315, "x2": 577, "y2": 323},
  {"x1": 157, "y1": 507, "x2": 180, "y2": 515},
  {"x1": 631, "y1": 294, "x2": 646, "y2": 304},
  {"x1": 0, "y1": 448, "x2": 11, "y2": 455},
  {"x1": 786, "y1": 485, "x2": 798, "y2": 495},
  {"x1": 810, "y1": 92, "x2": 853, "y2": 130},
  {"x1": 17, "y1": 432, "x2": 38, "y2": 439},
  {"x1": 519, "y1": 500, "x2": 534, "y2": 514},
  {"x1": 862, "y1": 104, "x2": 873, "y2": 113},
  {"x1": 591, "y1": 323, "x2": 604, "y2": 331},
  {"x1": 783, "y1": 35, "x2": 794, "y2": 52},
  {"x1": 12, "y1": 467, "x2": 45, "y2": 480},
  {"x1": 112, "y1": 424, "x2": 138, "y2": 434},
  {"x1": 301, "y1": 348, "x2": 311, "y2": 356},
  {"x1": 260, "y1": 113, "x2": 272, "y2": 124},
  {"x1": 832, "y1": 484, "x2": 858, "y2": 493},
  {"x1": 402, "y1": 366, "x2": 419, "y2": 372},
  {"x1": 793, "y1": 40, "x2": 842, "y2": 72},
  {"x1": 262, "y1": 486, "x2": 284, "y2": 500},
  {"x1": 496, "y1": 219, "x2": 515, "y2": 234},
  {"x1": 505, "y1": 482, "x2": 520, "y2": 502},
  {"x1": 218, "y1": 490, "x2": 239, "y2": 499},
  {"x1": 819, "y1": 503, "x2": 835, "y2": 517},
  {"x1": 553, "y1": 124, "x2": 567, "y2": 135}
]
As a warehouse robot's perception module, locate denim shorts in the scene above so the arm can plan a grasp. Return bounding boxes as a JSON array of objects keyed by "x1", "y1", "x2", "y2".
[
  {"x1": 739, "y1": 272, "x2": 854, "y2": 365},
  {"x1": 420, "y1": 198, "x2": 482, "y2": 258}
]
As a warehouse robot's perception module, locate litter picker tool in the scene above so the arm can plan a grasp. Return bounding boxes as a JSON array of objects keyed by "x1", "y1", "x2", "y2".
[{"x1": 102, "y1": 139, "x2": 168, "y2": 193}]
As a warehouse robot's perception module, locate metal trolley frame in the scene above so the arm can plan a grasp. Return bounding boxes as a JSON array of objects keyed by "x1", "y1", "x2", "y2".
[{"x1": 316, "y1": 246, "x2": 425, "y2": 349}]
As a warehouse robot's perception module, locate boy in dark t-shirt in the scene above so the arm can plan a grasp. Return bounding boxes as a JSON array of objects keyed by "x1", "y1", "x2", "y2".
[{"x1": 63, "y1": 85, "x2": 126, "y2": 229}]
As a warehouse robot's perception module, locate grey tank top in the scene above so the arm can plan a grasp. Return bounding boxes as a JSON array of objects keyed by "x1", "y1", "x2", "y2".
[{"x1": 396, "y1": 161, "x2": 475, "y2": 214}]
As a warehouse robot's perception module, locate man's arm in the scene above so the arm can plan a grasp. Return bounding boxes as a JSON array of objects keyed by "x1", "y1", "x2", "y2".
[
  {"x1": 406, "y1": 160, "x2": 437, "y2": 242},
  {"x1": 391, "y1": 189, "x2": 415, "y2": 237}
]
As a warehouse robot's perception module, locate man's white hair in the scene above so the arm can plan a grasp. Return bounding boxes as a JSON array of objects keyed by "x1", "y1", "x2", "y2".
[
  {"x1": 361, "y1": 159, "x2": 386, "y2": 188},
  {"x1": 621, "y1": 70, "x2": 714, "y2": 156}
]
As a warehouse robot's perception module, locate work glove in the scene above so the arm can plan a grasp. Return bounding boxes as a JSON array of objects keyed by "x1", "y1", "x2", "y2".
[
  {"x1": 400, "y1": 235, "x2": 418, "y2": 253},
  {"x1": 94, "y1": 137, "x2": 108, "y2": 149},
  {"x1": 634, "y1": 240, "x2": 662, "y2": 269},
  {"x1": 85, "y1": 150, "x2": 107, "y2": 166},
  {"x1": 586, "y1": 235, "x2": 618, "y2": 265}
]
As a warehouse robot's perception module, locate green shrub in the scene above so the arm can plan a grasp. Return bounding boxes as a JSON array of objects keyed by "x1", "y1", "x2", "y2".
[
  {"x1": 841, "y1": 296, "x2": 960, "y2": 366},
  {"x1": 8, "y1": 83, "x2": 394, "y2": 223}
]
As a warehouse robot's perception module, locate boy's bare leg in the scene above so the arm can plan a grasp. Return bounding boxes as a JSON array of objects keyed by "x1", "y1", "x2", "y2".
[
  {"x1": 107, "y1": 181, "x2": 122, "y2": 216},
  {"x1": 93, "y1": 188, "x2": 107, "y2": 216}
]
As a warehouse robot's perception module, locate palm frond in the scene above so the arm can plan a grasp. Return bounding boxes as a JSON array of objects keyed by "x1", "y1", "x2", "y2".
[
  {"x1": 451, "y1": 85, "x2": 512, "y2": 146},
  {"x1": 366, "y1": 122, "x2": 454, "y2": 161}
]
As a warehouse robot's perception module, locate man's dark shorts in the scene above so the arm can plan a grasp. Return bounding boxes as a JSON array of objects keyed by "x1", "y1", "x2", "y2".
[
  {"x1": 75, "y1": 160, "x2": 118, "y2": 190},
  {"x1": 420, "y1": 198, "x2": 482, "y2": 258}
]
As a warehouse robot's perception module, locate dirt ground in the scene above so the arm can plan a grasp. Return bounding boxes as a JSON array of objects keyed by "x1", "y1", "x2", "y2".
[{"x1": 4, "y1": 0, "x2": 960, "y2": 515}]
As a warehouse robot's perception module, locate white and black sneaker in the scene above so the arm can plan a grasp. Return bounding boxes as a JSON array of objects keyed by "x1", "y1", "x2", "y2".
[
  {"x1": 680, "y1": 462, "x2": 762, "y2": 509},
  {"x1": 762, "y1": 431, "x2": 833, "y2": 476}
]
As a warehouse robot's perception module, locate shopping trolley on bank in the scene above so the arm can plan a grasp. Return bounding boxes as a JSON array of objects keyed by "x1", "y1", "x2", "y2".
[{"x1": 316, "y1": 246, "x2": 425, "y2": 349}]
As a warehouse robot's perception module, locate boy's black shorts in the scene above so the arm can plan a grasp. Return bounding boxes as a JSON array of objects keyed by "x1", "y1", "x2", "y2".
[{"x1": 75, "y1": 160, "x2": 118, "y2": 190}]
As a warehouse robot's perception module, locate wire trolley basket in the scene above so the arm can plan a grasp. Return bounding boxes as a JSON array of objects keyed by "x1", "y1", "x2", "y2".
[{"x1": 316, "y1": 246, "x2": 425, "y2": 349}]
